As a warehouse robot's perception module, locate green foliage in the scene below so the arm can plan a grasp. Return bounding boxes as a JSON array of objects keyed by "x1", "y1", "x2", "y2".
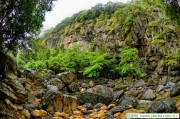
[
  {"x1": 119, "y1": 48, "x2": 147, "y2": 79},
  {"x1": 165, "y1": 51, "x2": 180, "y2": 67},
  {"x1": 83, "y1": 53, "x2": 116, "y2": 78},
  {"x1": 48, "y1": 45, "x2": 117, "y2": 78},
  {"x1": 17, "y1": 38, "x2": 50, "y2": 69},
  {"x1": 25, "y1": 60, "x2": 46, "y2": 71},
  {"x1": 0, "y1": 0, "x2": 54, "y2": 52}
]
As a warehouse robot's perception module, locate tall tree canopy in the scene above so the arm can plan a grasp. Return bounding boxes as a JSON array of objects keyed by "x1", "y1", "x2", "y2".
[{"x1": 0, "y1": 0, "x2": 55, "y2": 52}]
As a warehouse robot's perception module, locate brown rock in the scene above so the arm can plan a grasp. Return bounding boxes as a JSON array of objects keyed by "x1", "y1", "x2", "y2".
[
  {"x1": 31, "y1": 110, "x2": 40, "y2": 117},
  {"x1": 52, "y1": 117, "x2": 63, "y2": 119},
  {"x1": 64, "y1": 113, "x2": 70, "y2": 118},
  {"x1": 58, "y1": 112, "x2": 65, "y2": 117},
  {"x1": 73, "y1": 110, "x2": 82, "y2": 116},
  {"x1": 39, "y1": 109, "x2": 47, "y2": 117},
  {"x1": 93, "y1": 110, "x2": 105, "y2": 118},
  {"x1": 22, "y1": 109, "x2": 31, "y2": 119},
  {"x1": 114, "y1": 112, "x2": 121, "y2": 118},
  {"x1": 80, "y1": 106, "x2": 87, "y2": 113},
  {"x1": 176, "y1": 99, "x2": 180, "y2": 112},
  {"x1": 54, "y1": 112, "x2": 61, "y2": 117},
  {"x1": 57, "y1": 72, "x2": 76, "y2": 85},
  {"x1": 108, "y1": 104, "x2": 116, "y2": 109},
  {"x1": 17, "y1": 106, "x2": 23, "y2": 110},
  {"x1": 89, "y1": 80, "x2": 95, "y2": 87},
  {"x1": 100, "y1": 106, "x2": 108, "y2": 110}
]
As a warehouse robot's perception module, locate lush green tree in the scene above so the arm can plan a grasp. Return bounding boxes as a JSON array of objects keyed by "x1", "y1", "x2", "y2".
[{"x1": 0, "y1": 0, "x2": 54, "y2": 52}]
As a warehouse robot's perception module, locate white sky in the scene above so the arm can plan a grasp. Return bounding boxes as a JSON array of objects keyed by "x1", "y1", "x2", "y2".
[{"x1": 42, "y1": 0, "x2": 129, "y2": 31}]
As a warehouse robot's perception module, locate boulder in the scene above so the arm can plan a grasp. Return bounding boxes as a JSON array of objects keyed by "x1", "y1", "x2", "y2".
[
  {"x1": 156, "y1": 85, "x2": 164, "y2": 93},
  {"x1": 133, "y1": 79, "x2": 145, "y2": 88},
  {"x1": 0, "y1": 77, "x2": 28, "y2": 103},
  {"x1": 47, "y1": 78, "x2": 65, "y2": 90},
  {"x1": 170, "y1": 83, "x2": 180, "y2": 97},
  {"x1": 93, "y1": 103, "x2": 106, "y2": 109},
  {"x1": 117, "y1": 95, "x2": 138, "y2": 108},
  {"x1": 23, "y1": 69, "x2": 43, "y2": 80},
  {"x1": 141, "y1": 89, "x2": 156, "y2": 100},
  {"x1": 68, "y1": 81, "x2": 81, "y2": 92},
  {"x1": 41, "y1": 91, "x2": 77, "y2": 114},
  {"x1": 147, "y1": 98, "x2": 177, "y2": 113},
  {"x1": 47, "y1": 85, "x2": 59, "y2": 92},
  {"x1": 113, "y1": 90, "x2": 124, "y2": 102},
  {"x1": 56, "y1": 72, "x2": 76, "y2": 85},
  {"x1": 82, "y1": 103, "x2": 93, "y2": 110},
  {"x1": 77, "y1": 85, "x2": 113, "y2": 105}
]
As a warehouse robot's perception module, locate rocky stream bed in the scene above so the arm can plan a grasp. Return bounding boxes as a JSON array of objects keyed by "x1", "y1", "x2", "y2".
[{"x1": 0, "y1": 67, "x2": 179, "y2": 119}]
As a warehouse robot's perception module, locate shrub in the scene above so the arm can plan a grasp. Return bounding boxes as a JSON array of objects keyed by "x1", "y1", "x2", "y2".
[
  {"x1": 24, "y1": 60, "x2": 46, "y2": 71},
  {"x1": 119, "y1": 48, "x2": 147, "y2": 79}
]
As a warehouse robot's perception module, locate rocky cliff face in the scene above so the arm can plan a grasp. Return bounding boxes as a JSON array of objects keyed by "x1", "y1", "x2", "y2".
[{"x1": 44, "y1": 3, "x2": 180, "y2": 82}]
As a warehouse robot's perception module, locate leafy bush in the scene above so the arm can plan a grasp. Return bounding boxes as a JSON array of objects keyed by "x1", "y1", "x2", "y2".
[
  {"x1": 24, "y1": 60, "x2": 46, "y2": 71},
  {"x1": 119, "y1": 48, "x2": 147, "y2": 79},
  {"x1": 83, "y1": 53, "x2": 116, "y2": 78}
]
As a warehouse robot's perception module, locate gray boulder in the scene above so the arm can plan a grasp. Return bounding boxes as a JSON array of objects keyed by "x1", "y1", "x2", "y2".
[
  {"x1": 141, "y1": 89, "x2": 156, "y2": 100},
  {"x1": 47, "y1": 78, "x2": 65, "y2": 90},
  {"x1": 133, "y1": 79, "x2": 145, "y2": 88},
  {"x1": 147, "y1": 98, "x2": 177, "y2": 113},
  {"x1": 170, "y1": 83, "x2": 180, "y2": 97},
  {"x1": 77, "y1": 85, "x2": 113, "y2": 105},
  {"x1": 117, "y1": 95, "x2": 138, "y2": 108}
]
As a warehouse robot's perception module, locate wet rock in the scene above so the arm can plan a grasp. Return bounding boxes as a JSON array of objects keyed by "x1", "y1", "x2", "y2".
[
  {"x1": 47, "y1": 78, "x2": 65, "y2": 90},
  {"x1": 117, "y1": 95, "x2": 138, "y2": 108},
  {"x1": 77, "y1": 85, "x2": 113, "y2": 105},
  {"x1": 147, "y1": 98, "x2": 177, "y2": 113},
  {"x1": 133, "y1": 79, "x2": 145, "y2": 88},
  {"x1": 56, "y1": 72, "x2": 76, "y2": 85},
  {"x1": 141, "y1": 89, "x2": 156, "y2": 100},
  {"x1": 170, "y1": 83, "x2": 180, "y2": 97}
]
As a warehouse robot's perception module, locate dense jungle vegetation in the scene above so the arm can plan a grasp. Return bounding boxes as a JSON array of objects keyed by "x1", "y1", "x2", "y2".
[{"x1": 15, "y1": 0, "x2": 180, "y2": 80}]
